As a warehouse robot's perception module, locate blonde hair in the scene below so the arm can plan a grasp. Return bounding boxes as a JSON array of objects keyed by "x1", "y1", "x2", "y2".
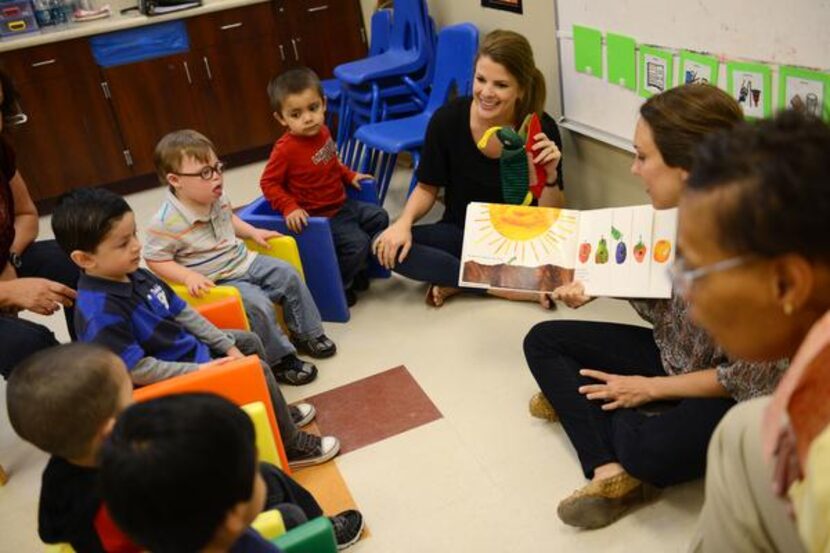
[
  {"x1": 476, "y1": 30, "x2": 546, "y2": 126},
  {"x1": 153, "y1": 129, "x2": 216, "y2": 190}
]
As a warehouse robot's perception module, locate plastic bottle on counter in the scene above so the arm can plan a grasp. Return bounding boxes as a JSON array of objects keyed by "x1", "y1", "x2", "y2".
[
  {"x1": 48, "y1": 0, "x2": 68, "y2": 25},
  {"x1": 33, "y1": 0, "x2": 54, "y2": 26}
]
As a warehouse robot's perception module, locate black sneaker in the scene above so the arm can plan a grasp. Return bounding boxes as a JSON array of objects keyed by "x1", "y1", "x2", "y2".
[
  {"x1": 289, "y1": 403, "x2": 316, "y2": 427},
  {"x1": 352, "y1": 270, "x2": 370, "y2": 292},
  {"x1": 286, "y1": 431, "x2": 340, "y2": 469},
  {"x1": 273, "y1": 354, "x2": 317, "y2": 385},
  {"x1": 345, "y1": 288, "x2": 358, "y2": 307},
  {"x1": 295, "y1": 334, "x2": 337, "y2": 359},
  {"x1": 330, "y1": 509, "x2": 365, "y2": 550}
]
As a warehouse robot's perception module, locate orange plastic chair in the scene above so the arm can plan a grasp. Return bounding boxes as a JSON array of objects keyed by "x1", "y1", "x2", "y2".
[
  {"x1": 192, "y1": 295, "x2": 250, "y2": 330},
  {"x1": 132, "y1": 355, "x2": 290, "y2": 472}
]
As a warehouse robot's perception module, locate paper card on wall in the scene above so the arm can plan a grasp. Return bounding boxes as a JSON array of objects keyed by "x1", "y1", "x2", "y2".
[
  {"x1": 727, "y1": 61, "x2": 772, "y2": 119},
  {"x1": 459, "y1": 203, "x2": 677, "y2": 298},
  {"x1": 778, "y1": 66, "x2": 830, "y2": 121},
  {"x1": 573, "y1": 25, "x2": 603, "y2": 78},
  {"x1": 679, "y1": 50, "x2": 719, "y2": 86},
  {"x1": 606, "y1": 32, "x2": 637, "y2": 90},
  {"x1": 639, "y1": 46, "x2": 674, "y2": 98}
]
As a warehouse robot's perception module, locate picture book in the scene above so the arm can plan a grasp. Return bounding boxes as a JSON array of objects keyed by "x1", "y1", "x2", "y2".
[{"x1": 459, "y1": 202, "x2": 677, "y2": 298}]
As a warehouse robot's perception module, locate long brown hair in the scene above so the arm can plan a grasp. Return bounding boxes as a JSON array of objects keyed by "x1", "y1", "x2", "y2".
[
  {"x1": 476, "y1": 30, "x2": 546, "y2": 126},
  {"x1": 640, "y1": 84, "x2": 743, "y2": 170}
]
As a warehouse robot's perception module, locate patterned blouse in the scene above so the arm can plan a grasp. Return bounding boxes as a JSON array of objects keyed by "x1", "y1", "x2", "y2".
[{"x1": 629, "y1": 294, "x2": 788, "y2": 402}]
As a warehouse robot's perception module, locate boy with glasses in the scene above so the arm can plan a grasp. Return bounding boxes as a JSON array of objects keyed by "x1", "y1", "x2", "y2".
[{"x1": 144, "y1": 129, "x2": 336, "y2": 387}]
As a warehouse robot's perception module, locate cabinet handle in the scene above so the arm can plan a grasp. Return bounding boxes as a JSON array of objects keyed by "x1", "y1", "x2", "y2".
[
  {"x1": 6, "y1": 112, "x2": 27, "y2": 126},
  {"x1": 31, "y1": 58, "x2": 56, "y2": 67},
  {"x1": 183, "y1": 61, "x2": 192, "y2": 85},
  {"x1": 202, "y1": 56, "x2": 213, "y2": 80},
  {"x1": 220, "y1": 22, "x2": 242, "y2": 30},
  {"x1": 360, "y1": 27, "x2": 366, "y2": 44},
  {"x1": 291, "y1": 38, "x2": 300, "y2": 61},
  {"x1": 307, "y1": 4, "x2": 328, "y2": 12},
  {"x1": 278, "y1": 44, "x2": 285, "y2": 61},
  {"x1": 123, "y1": 149, "x2": 134, "y2": 167},
  {"x1": 100, "y1": 81, "x2": 111, "y2": 99}
]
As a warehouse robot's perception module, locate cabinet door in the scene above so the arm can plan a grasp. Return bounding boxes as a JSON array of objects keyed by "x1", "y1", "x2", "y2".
[
  {"x1": 284, "y1": 0, "x2": 367, "y2": 78},
  {"x1": 187, "y1": 3, "x2": 283, "y2": 155},
  {"x1": 103, "y1": 53, "x2": 206, "y2": 175},
  {"x1": 0, "y1": 40, "x2": 129, "y2": 201}
]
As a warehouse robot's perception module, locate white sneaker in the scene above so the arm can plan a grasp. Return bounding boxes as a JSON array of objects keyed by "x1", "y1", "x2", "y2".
[
  {"x1": 287, "y1": 432, "x2": 341, "y2": 469},
  {"x1": 290, "y1": 402, "x2": 316, "y2": 427}
]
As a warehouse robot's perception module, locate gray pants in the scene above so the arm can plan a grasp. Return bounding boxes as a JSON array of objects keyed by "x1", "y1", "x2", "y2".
[
  {"x1": 689, "y1": 397, "x2": 806, "y2": 553},
  {"x1": 227, "y1": 329, "x2": 298, "y2": 448},
  {"x1": 220, "y1": 255, "x2": 324, "y2": 364}
]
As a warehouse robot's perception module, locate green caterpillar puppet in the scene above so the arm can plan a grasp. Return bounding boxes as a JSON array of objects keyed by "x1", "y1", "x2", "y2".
[{"x1": 476, "y1": 113, "x2": 547, "y2": 205}]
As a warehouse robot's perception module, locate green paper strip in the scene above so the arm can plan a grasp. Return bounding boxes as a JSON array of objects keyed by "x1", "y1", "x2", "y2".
[
  {"x1": 573, "y1": 25, "x2": 603, "y2": 79},
  {"x1": 778, "y1": 66, "x2": 830, "y2": 122},
  {"x1": 639, "y1": 46, "x2": 674, "y2": 98},
  {"x1": 726, "y1": 61, "x2": 773, "y2": 119},
  {"x1": 678, "y1": 50, "x2": 719, "y2": 87},
  {"x1": 606, "y1": 33, "x2": 637, "y2": 91}
]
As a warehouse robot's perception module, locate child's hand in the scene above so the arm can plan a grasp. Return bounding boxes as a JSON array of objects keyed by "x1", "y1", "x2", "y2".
[
  {"x1": 200, "y1": 357, "x2": 235, "y2": 370},
  {"x1": 185, "y1": 272, "x2": 215, "y2": 298},
  {"x1": 250, "y1": 228, "x2": 282, "y2": 249},
  {"x1": 226, "y1": 346, "x2": 244, "y2": 359},
  {"x1": 350, "y1": 173, "x2": 374, "y2": 190},
  {"x1": 285, "y1": 209, "x2": 309, "y2": 233}
]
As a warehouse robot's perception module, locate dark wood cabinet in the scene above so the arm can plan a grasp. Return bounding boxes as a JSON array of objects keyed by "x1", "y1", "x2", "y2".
[
  {"x1": 0, "y1": 0, "x2": 367, "y2": 204},
  {"x1": 0, "y1": 39, "x2": 129, "y2": 201},
  {"x1": 186, "y1": 2, "x2": 284, "y2": 155},
  {"x1": 103, "y1": 53, "x2": 205, "y2": 175},
  {"x1": 280, "y1": 0, "x2": 367, "y2": 78}
]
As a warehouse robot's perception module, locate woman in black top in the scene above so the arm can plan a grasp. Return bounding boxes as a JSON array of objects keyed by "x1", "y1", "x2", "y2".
[
  {"x1": 0, "y1": 70, "x2": 78, "y2": 378},
  {"x1": 373, "y1": 30, "x2": 565, "y2": 307}
]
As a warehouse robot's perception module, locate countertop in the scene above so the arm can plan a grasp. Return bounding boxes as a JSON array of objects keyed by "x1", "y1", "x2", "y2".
[{"x1": 0, "y1": 0, "x2": 274, "y2": 53}]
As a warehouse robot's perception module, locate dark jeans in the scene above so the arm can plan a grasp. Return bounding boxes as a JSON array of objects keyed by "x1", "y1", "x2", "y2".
[
  {"x1": 18, "y1": 239, "x2": 80, "y2": 338},
  {"x1": 329, "y1": 198, "x2": 389, "y2": 287},
  {"x1": 0, "y1": 316, "x2": 58, "y2": 379},
  {"x1": 0, "y1": 240, "x2": 79, "y2": 379},
  {"x1": 260, "y1": 461, "x2": 323, "y2": 529},
  {"x1": 523, "y1": 320, "x2": 735, "y2": 487},
  {"x1": 392, "y1": 222, "x2": 479, "y2": 289}
]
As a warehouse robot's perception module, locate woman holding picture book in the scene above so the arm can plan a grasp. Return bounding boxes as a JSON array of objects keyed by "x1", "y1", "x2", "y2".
[{"x1": 523, "y1": 84, "x2": 786, "y2": 529}]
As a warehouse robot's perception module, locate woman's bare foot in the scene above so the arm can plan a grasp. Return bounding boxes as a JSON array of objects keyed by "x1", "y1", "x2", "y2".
[
  {"x1": 425, "y1": 284, "x2": 462, "y2": 307},
  {"x1": 488, "y1": 289, "x2": 555, "y2": 309},
  {"x1": 592, "y1": 462, "x2": 626, "y2": 482}
]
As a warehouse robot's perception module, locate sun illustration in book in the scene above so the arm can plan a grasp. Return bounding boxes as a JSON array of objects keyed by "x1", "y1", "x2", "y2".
[{"x1": 474, "y1": 204, "x2": 578, "y2": 265}]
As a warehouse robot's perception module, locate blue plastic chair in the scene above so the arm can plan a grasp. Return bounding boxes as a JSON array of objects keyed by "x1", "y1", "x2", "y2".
[
  {"x1": 238, "y1": 180, "x2": 387, "y2": 323},
  {"x1": 353, "y1": 23, "x2": 479, "y2": 202},
  {"x1": 334, "y1": 0, "x2": 432, "y2": 86},
  {"x1": 324, "y1": 9, "x2": 393, "y2": 132}
]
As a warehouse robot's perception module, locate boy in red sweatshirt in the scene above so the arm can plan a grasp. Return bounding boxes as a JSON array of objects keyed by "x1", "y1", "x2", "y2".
[{"x1": 260, "y1": 68, "x2": 389, "y2": 305}]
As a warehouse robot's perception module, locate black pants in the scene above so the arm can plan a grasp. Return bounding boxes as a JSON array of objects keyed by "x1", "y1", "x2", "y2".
[
  {"x1": 329, "y1": 198, "x2": 389, "y2": 287},
  {"x1": 523, "y1": 320, "x2": 735, "y2": 487},
  {"x1": 260, "y1": 461, "x2": 323, "y2": 529},
  {"x1": 18, "y1": 239, "x2": 80, "y2": 338},
  {"x1": 0, "y1": 240, "x2": 79, "y2": 379}
]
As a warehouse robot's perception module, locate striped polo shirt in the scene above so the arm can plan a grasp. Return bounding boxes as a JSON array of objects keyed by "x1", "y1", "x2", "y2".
[
  {"x1": 74, "y1": 269, "x2": 211, "y2": 370},
  {"x1": 144, "y1": 191, "x2": 255, "y2": 281}
]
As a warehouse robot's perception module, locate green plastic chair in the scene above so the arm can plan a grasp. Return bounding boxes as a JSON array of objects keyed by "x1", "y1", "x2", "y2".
[{"x1": 272, "y1": 516, "x2": 338, "y2": 553}]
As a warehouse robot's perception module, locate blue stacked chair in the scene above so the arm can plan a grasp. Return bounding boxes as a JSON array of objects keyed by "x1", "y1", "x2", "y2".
[{"x1": 352, "y1": 23, "x2": 479, "y2": 203}]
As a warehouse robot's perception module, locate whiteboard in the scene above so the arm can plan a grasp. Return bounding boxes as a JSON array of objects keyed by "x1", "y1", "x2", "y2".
[{"x1": 554, "y1": 0, "x2": 830, "y2": 151}]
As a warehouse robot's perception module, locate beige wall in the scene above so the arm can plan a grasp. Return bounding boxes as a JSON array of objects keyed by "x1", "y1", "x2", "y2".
[{"x1": 358, "y1": 0, "x2": 648, "y2": 209}]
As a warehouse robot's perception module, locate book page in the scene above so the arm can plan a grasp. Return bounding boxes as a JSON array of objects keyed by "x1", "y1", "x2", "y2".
[
  {"x1": 459, "y1": 202, "x2": 580, "y2": 292},
  {"x1": 574, "y1": 208, "x2": 614, "y2": 295},
  {"x1": 648, "y1": 208, "x2": 677, "y2": 297}
]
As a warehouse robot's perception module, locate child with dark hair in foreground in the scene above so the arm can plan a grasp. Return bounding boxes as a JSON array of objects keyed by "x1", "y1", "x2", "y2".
[
  {"x1": 100, "y1": 393, "x2": 365, "y2": 552},
  {"x1": 6, "y1": 344, "x2": 363, "y2": 552}
]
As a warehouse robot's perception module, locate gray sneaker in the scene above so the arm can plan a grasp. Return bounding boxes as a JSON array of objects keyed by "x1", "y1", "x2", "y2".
[
  {"x1": 330, "y1": 509, "x2": 365, "y2": 550},
  {"x1": 286, "y1": 431, "x2": 340, "y2": 469},
  {"x1": 289, "y1": 403, "x2": 316, "y2": 427}
]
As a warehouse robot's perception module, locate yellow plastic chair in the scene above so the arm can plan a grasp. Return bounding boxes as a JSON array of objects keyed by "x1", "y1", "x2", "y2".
[
  {"x1": 169, "y1": 236, "x2": 304, "y2": 334},
  {"x1": 242, "y1": 401, "x2": 281, "y2": 468},
  {"x1": 252, "y1": 509, "x2": 288, "y2": 541}
]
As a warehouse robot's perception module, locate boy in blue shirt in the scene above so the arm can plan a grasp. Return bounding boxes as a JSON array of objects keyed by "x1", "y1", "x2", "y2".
[{"x1": 51, "y1": 188, "x2": 339, "y2": 468}]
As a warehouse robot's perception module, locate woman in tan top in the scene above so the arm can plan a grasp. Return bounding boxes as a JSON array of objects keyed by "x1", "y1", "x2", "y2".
[{"x1": 522, "y1": 84, "x2": 786, "y2": 529}]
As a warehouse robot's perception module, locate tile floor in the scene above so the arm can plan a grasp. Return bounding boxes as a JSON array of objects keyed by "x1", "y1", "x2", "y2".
[{"x1": 0, "y1": 162, "x2": 703, "y2": 552}]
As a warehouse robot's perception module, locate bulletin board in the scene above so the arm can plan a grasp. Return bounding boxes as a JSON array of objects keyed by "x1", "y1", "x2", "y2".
[{"x1": 554, "y1": 0, "x2": 830, "y2": 151}]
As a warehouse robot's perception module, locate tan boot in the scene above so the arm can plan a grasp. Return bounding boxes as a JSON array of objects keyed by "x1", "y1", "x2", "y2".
[
  {"x1": 528, "y1": 392, "x2": 558, "y2": 422},
  {"x1": 557, "y1": 472, "x2": 651, "y2": 529}
]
